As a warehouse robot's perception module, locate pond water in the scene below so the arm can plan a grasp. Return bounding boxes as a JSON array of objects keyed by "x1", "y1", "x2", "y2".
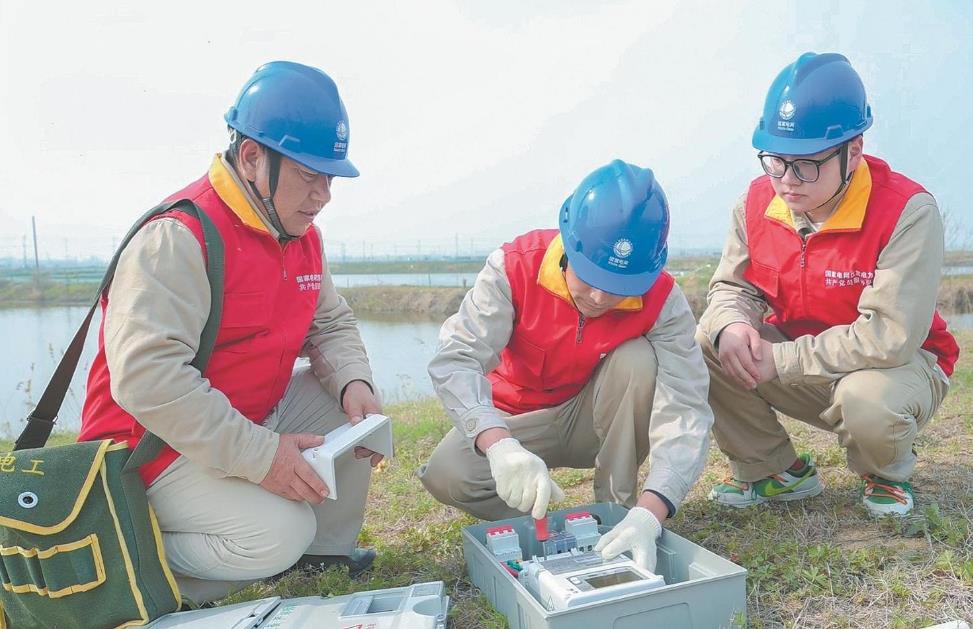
[
  {"x1": 3, "y1": 306, "x2": 969, "y2": 439},
  {"x1": 0, "y1": 306, "x2": 444, "y2": 437}
]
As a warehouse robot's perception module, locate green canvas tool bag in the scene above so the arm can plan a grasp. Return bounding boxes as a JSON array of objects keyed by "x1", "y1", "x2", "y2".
[{"x1": 0, "y1": 200, "x2": 224, "y2": 629}]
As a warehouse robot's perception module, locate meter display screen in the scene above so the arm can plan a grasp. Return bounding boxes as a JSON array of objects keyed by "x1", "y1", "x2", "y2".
[{"x1": 581, "y1": 569, "x2": 642, "y2": 589}]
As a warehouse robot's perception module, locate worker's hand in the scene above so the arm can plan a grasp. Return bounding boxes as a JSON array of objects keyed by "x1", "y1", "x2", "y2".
[
  {"x1": 753, "y1": 339, "x2": 778, "y2": 386},
  {"x1": 716, "y1": 322, "x2": 763, "y2": 389},
  {"x1": 594, "y1": 506, "x2": 662, "y2": 572},
  {"x1": 260, "y1": 433, "x2": 330, "y2": 503},
  {"x1": 342, "y1": 380, "x2": 385, "y2": 467},
  {"x1": 484, "y1": 438, "x2": 564, "y2": 519}
]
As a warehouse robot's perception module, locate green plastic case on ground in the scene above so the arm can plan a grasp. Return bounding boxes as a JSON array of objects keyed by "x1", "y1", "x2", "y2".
[{"x1": 462, "y1": 503, "x2": 747, "y2": 629}]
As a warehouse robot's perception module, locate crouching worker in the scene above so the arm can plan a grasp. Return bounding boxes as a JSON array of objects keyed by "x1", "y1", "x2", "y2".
[
  {"x1": 700, "y1": 53, "x2": 959, "y2": 517},
  {"x1": 78, "y1": 61, "x2": 382, "y2": 604},
  {"x1": 419, "y1": 161, "x2": 714, "y2": 570}
]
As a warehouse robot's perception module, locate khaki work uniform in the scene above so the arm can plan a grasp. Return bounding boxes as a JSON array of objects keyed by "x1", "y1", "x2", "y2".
[
  {"x1": 419, "y1": 247, "x2": 714, "y2": 519},
  {"x1": 104, "y1": 156, "x2": 375, "y2": 602},
  {"x1": 699, "y1": 185, "x2": 951, "y2": 483}
]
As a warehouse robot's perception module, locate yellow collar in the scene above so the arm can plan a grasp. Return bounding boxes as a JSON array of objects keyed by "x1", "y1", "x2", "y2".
[
  {"x1": 764, "y1": 159, "x2": 872, "y2": 231},
  {"x1": 536, "y1": 235, "x2": 644, "y2": 311},
  {"x1": 208, "y1": 154, "x2": 271, "y2": 233}
]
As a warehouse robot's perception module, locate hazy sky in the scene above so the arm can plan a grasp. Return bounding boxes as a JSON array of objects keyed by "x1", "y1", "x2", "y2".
[{"x1": 1, "y1": 0, "x2": 970, "y2": 261}]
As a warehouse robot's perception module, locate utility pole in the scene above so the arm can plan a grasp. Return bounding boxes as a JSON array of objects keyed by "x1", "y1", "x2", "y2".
[
  {"x1": 31, "y1": 216, "x2": 39, "y2": 269},
  {"x1": 454, "y1": 233, "x2": 459, "y2": 259}
]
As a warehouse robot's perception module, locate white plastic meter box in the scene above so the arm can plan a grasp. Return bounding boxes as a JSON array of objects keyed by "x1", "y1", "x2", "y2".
[
  {"x1": 463, "y1": 503, "x2": 747, "y2": 629},
  {"x1": 145, "y1": 581, "x2": 449, "y2": 628},
  {"x1": 301, "y1": 413, "x2": 394, "y2": 500}
]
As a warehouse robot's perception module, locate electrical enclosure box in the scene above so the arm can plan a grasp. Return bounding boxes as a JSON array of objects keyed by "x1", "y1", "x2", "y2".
[
  {"x1": 462, "y1": 503, "x2": 747, "y2": 629},
  {"x1": 145, "y1": 581, "x2": 449, "y2": 628},
  {"x1": 302, "y1": 413, "x2": 394, "y2": 500}
]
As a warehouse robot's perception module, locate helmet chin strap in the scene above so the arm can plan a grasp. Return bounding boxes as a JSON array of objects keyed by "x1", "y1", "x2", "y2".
[
  {"x1": 804, "y1": 142, "x2": 852, "y2": 215},
  {"x1": 248, "y1": 149, "x2": 299, "y2": 242}
]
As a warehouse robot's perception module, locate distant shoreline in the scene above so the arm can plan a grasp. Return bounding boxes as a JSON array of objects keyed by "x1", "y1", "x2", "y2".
[
  {"x1": 0, "y1": 275, "x2": 973, "y2": 318},
  {"x1": 2, "y1": 267, "x2": 971, "y2": 317}
]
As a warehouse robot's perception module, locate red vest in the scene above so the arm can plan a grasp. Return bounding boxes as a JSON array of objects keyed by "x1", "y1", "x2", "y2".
[
  {"x1": 488, "y1": 229, "x2": 675, "y2": 415},
  {"x1": 79, "y1": 169, "x2": 323, "y2": 484},
  {"x1": 743, "y1": 155, "x2": 958, "y2": 376}
]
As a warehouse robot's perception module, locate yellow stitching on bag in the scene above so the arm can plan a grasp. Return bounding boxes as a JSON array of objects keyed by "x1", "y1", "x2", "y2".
[
  {"x1": 100, "y1": 462, "x2": 149, "y2": 624},
  {"x1": 0, "y1": 440, "x2": 113, "y2": 535},
  {"x1": 21, "y1": 460, "x2": 45, "y2": 476},
  {"x1": 148, "y1": 506, "x2": 180, "y2": 604},
  {"x1": 0, "y1": 534, "x2": 107, "y2": 597},
  {"x1": 107, "y1": 442, "x2": 130, "y2": 452}
]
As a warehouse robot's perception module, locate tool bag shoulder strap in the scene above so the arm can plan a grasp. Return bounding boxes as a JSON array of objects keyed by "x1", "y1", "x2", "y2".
[{"x1": 14, "y1": 199, "x2": 225, "y2": 463}]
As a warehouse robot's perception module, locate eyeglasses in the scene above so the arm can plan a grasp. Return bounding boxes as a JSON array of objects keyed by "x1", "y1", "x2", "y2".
[{"x1": 757, "y1": 147, "x2": 841, "y2": 183}]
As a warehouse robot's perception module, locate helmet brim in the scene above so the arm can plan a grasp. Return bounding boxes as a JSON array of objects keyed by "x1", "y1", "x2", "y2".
[
  {"x1": 295, "y1": 153, "x2": 360, "y2": 178},
  {"x1": 226, "y1": 117, "x2": 361, "y2": 178},
  {"x1": 564, "y1": 246, "x2": 664, "y2": 297},
  {"x1": 752, "y1": 122, "x2": 871, "y2": 156}
]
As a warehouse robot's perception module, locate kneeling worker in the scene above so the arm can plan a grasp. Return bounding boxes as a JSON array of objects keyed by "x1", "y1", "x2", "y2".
[
  {"x1": 79, "y1": 61, "x2": 381, "y2": 603},
  {"x1": 419, "y1": 160, "x2": 714, "y2": 570}
]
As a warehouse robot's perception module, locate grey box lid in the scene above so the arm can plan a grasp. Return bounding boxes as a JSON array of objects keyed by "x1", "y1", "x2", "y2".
[{"x1": 146, "y1": 581, "x2": 448, "y2": 628}]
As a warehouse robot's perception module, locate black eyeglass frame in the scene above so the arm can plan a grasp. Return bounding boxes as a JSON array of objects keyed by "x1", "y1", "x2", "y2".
[{"x1": 756, "y1": 147, "x2": 842, "y2": 183}]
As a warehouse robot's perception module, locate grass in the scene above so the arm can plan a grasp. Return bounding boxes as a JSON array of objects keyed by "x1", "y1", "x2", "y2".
[
  {"x1": 3, "y1": 334, "x2": 970, "y2": 627},
  {"x1": 0, "y1": 273, "x2": 102, "y2": 307}
]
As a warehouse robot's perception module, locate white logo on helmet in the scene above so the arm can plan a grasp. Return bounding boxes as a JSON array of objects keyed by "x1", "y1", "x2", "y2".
[
  {"x1": 613, "y1": 239, "x2": 634, "y2": 258},
  {"x1": 335, "y1": 121, "x2": 349, "y2": 141},
  {"x1": 778, "y1": 100, "x2": 796, "y2": 121}
]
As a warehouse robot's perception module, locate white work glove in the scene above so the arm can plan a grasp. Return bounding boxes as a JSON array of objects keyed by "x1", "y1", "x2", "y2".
[
  {"x1": 484, "y1": 438, "x2": 565, "y2": 519},
  {"x1": 594, "y1": 506, "x2": 662, "y2": 572}
]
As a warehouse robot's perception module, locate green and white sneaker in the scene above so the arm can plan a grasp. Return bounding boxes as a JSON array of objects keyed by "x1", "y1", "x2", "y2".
[
  {"x1": 861, "y1": 474, "x2": 914, "y2": 517},
  {"x1": 709, "y1": 453, "x2": 824, "y2": 507}
]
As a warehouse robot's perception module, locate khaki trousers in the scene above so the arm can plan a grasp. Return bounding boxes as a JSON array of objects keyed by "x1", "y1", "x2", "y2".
[
  {"x1": 697, "y1": 326, "x2": 949, "y2": 483},
  {"x1": 146, "y1": 367, "x2": 373, "y2": 603},
  {"x1": 418, "y1": 337, "x2": 657, "y2": 520}
]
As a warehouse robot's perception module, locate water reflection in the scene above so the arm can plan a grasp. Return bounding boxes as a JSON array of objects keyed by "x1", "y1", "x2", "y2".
[
  {"x1": 0, "y1": 306, "x2": 444, "y2": 437},
  {"x1": 3, "y1": 305, "x2": 969, "y2": 438}
]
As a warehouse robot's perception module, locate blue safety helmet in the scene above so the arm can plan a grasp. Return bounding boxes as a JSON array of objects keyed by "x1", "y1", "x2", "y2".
[
  {"x1": 225, "y1": 61, "x2": 358, "y2": 177},
  {"x1": 753, "y1": 52, "x2": 872, "y2": 156},
  {"x1": 559, "y1": 160, "x2": 669, "y2": 297}
]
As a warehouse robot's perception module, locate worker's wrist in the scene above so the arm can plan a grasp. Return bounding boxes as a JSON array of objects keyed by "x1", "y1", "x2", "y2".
[
  {"x1": 475, "y1": 427, "x2": 513, "y2": 454},
  {"x1": 340, "y1": 379, "x2": 373, "y2": 409},
  {"x1": 636, "y1": 490, "x2": 671, "y2": 524}
]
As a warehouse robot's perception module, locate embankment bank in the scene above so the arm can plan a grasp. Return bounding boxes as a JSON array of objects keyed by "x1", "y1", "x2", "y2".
[
  {"x1": 342, "y1": 285, "x2": 466, "y2": 317},
  {"x1": 940, "y1": 274, "x2": 973, "y2": 314},
  {"x1": 3, "y1": 273, "x2": 972, "y2": 319},
  {"x1": 0, "y1": 281, "x2": 470, "y2": 315},
  {"x1": 347, "y1": 275, "x2": 973, "y2": 319}
]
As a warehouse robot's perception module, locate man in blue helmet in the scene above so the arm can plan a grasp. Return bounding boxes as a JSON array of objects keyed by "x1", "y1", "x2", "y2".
[
  {"x1": 419, "y1": 160, "x2": 714, "y2": 571},
  {"x1": 699, "y1": 53, "x2": 958, "y2": 517},
  {"x1": 79, "y1": 61, "x2": 382, "y2": 603}
]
